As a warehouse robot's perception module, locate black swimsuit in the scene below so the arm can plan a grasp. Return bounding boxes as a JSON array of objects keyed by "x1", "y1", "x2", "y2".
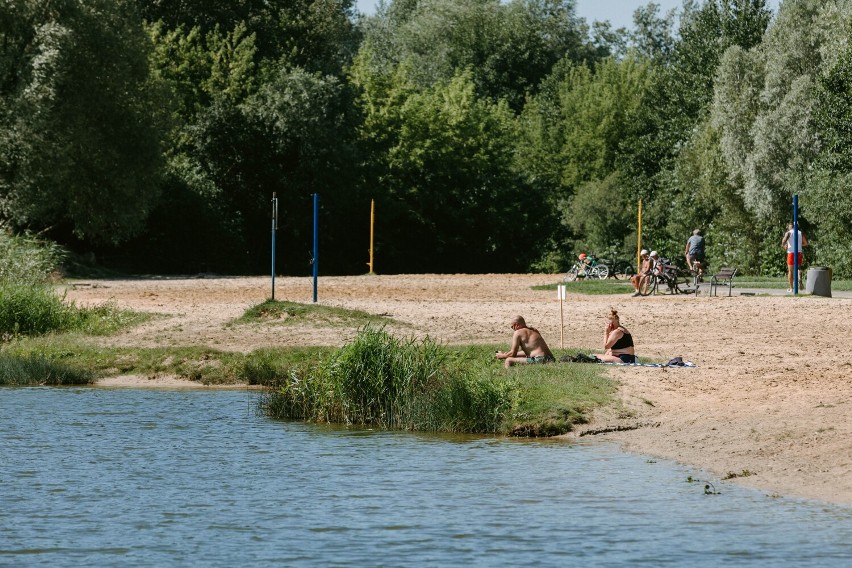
[{"x1": 611, "y1": 329, "x2": 634, "y2": 350}]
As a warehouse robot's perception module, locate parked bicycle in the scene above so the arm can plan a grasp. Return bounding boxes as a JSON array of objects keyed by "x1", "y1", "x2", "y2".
[
  {"x1": 564, "y1": 253, "x2": 609, "y2": 281},
  {"x1": 598, "y1": 248, "x2": 635, "y2": 280}
]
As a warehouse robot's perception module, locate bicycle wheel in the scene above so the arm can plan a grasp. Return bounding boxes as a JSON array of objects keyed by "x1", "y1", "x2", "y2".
[
  {"x1": 621, "y1": 263, "x2": 635, "y2": 278},
  {"x1": 595, "y1": 264, "x2": 609, "y2": 279},
  {"x1": 672, "y1": 271, "x2": 694, "y2": 294},
  {"x1": 565, "y1": 265, "x2": 580, "y2": 282}
]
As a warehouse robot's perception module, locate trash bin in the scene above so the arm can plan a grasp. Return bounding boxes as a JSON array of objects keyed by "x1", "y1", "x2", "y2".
[{"x1": 805, "y1": 267, "x2": 832, "y2": 297}]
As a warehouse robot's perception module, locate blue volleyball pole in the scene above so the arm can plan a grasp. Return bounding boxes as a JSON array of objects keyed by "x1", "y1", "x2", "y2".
[
  {"x1": 271, "y1": 193, "x2": 278, "y2": 300},
  {"x1": 791, "y1": 193, "x2": 799, "y2": 296},
  {"x1": 312, "y1": 193, "x2": 319, "y2": 303},
  {"x1": 793, "y1": 194, "x2": 799, "y2": 296}
]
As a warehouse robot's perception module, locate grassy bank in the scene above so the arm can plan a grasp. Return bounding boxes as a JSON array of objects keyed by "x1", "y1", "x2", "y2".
[
  {"x1": 3, "y1": 292, "x2": 616, "y2": 437},
  {"x1": 1, "y1": 336, "x2": 333, "y2": 386},
  {"x1": 261, "y1": 327, "x2": 615, "y2": 436},
  {"x1": 4, "y1": 332, "x2": 615, "y2": 437}
]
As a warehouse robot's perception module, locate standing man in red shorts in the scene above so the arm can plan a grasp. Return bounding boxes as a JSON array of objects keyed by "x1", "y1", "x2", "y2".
[{"x1": 781, "y1": 223, "x2": 808, "y2": 292}]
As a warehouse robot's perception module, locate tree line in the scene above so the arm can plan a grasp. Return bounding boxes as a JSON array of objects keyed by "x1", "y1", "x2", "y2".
[{"x1": 1, "y1": 0, "x2": 851, "y2": 277}]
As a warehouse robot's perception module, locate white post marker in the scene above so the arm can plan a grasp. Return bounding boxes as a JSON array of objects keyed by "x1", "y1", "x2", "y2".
[{"x1": 557, "y1": 285, "x2": 566, "y2": 349}]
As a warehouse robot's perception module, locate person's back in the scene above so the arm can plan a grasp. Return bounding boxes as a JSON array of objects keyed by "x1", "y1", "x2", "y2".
[
  {"x1": 495, "y1": 315, "x2": 555, "y2": 367},
  {"x1": 687, "y1": 234, "x2": 705, "y2": 257},
  {"x1": 516, "y1": 326, "x2": 553, "y2": 360}
]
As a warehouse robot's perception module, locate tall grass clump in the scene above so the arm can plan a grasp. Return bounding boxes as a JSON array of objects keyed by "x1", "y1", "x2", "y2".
[
  {"x1": 1, "y1": 229, "x2": 147, "y2": 338},
  {"x1": 0, "y1": 229, "x2": 71, "y2": 337},
  {"x1": 0, "y1": 228, "x2": 65, "y2": 285},
  {"x1": 262, "y1": 327, "x2": 518, "y2": 434},
  {"x1": 0, "y1": 353, "x2": 93, "y2": 386},
  {"x1": 0, "y1": 284, "x2": 77, "y2": 337}
]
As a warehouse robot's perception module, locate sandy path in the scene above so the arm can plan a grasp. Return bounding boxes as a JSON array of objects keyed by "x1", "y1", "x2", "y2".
[{"x1": 62, "y1": 274, "x2": 852, "y2": 505}]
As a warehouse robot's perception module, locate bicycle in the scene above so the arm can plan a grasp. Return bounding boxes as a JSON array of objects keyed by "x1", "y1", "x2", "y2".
[
  {"x1": 689, "y1": 259, "x2": 704, "y2": 292},
  {"x1": 638, "y1": 259, "x2": 695, "y2": 296},
  {"x1": 599, "y1": 249, "x2": 635, "y2": 280},
  {"x1": 564, "y1": 254, "x2": 609, "y2": 281}
]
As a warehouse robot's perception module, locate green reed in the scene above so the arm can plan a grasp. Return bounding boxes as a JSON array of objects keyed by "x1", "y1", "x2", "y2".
[
  {"x1": 262, "y1": 327, "x2": 518, "y2": 434},
  {"x1": 0, "y1": 352, "x2": 93, "y2": 386}
]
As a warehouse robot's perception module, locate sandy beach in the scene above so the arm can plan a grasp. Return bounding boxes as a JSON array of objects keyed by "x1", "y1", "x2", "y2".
[{"x1": 63, "y1": 274, "x2": 852, "y2": 505}]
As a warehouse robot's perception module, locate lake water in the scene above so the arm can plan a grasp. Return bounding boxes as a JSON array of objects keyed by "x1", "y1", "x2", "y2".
[{"x1": 2, "y1": 388, "x2": 850, "y2": 567}]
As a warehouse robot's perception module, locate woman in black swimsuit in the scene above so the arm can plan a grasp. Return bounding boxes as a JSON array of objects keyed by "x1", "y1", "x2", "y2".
[{"x1": 594, "y1": 309, "x2": 637, "y2": 364}]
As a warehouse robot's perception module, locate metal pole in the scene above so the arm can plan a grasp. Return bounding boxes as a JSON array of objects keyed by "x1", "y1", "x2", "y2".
[
  {"x1": 559, "y1": 287, "x2": 564, "y2": 349},
  {"x1": 313, "y1": 193, "x2": 319, "y2": 303},
  {"x1": 793, "y1": 194, "x2": 799, "y2": 296},
  {"x1": 368, "y1": 199, "x2": 375, "y2": 274},
  {"x1": 637, "y1": 199, "x2": 643, "y2": 269},
  {"x1": 271, "y1": 193, "x2": 278, "y2": 300}
]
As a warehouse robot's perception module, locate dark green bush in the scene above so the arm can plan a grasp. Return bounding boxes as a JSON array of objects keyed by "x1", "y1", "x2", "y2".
[{"x1": 262, "y1": 327, "x2": 518, "y2": 434}]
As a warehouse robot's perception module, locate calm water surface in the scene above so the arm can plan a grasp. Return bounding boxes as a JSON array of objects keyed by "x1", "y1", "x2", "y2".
[{"x1": 1, "y1": 388, "x2": 850, "y2": 567}]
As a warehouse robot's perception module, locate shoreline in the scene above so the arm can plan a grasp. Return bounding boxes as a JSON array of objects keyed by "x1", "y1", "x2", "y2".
[{"x1": 64, "y1": 274, "x2": 852, "y2": 505}]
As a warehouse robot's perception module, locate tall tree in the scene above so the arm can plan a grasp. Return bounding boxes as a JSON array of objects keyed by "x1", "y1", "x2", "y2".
[
  {"x1": 0, "y1": 0, "x2": 167, "y2": 244},
  {"x1": 360, "y1": 0, "x2": 591, "y2": 110},
  {"x1": 352, "y1": 62, "x2": 549, "y2": 272}
]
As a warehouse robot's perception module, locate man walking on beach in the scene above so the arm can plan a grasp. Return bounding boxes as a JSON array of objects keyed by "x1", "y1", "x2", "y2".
[
  {"x1": 495, "y1": 315, "x2": 555, "y2": 368},
  {"x1": 781, "y1": 223, "x2": 808, "y2": 292}
]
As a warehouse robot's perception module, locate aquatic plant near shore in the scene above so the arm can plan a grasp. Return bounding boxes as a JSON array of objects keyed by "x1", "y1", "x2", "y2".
[
  {"x1": 262, "y1": 327, "x2": 518, "y2": 434},
  {"x1": 0, "y1": 353, "x2": 93, "y2": 386}
]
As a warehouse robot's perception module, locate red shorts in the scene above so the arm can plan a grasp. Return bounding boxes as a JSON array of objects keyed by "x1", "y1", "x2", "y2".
[{"x1": 787, "y1": 252, "x2": 803, "y2": 266}]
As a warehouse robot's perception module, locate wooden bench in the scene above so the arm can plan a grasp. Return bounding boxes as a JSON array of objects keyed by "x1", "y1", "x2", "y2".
[{"x1": 710, "y1": 267, "x2": 737, "y2": 297}]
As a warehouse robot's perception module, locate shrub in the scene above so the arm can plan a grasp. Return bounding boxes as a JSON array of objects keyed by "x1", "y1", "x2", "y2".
[
  {"x1": 262, "y1": 327, "x2": 518, "y2": 434},
  {"x1": 0, "y1": 228, "x2": 64, "y2": 285}
]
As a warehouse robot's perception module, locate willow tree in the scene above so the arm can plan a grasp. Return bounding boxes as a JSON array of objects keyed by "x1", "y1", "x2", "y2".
[
  {"x1": 712, "y1": 0, "x2": 852, "y2": 272},
  {"x1": 0, "y1": 0, "x2": 167, "y2": 245}
]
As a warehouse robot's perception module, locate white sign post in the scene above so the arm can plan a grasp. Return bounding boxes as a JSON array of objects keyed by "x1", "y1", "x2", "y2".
[{"x1": 557, "y1": 285, "x2": 566, "y2": 349}]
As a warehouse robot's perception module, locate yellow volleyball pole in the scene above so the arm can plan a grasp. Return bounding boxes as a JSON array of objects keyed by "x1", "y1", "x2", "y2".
[
  {"x1": 637, "y1": 199, "x2": 643, "y2": 269},
  {"x1": 368, "y1": 199, "x2": 375, "y2": 274},
  {"x1": 560, "y1": 287, "x2": 564, "y2": 349}
]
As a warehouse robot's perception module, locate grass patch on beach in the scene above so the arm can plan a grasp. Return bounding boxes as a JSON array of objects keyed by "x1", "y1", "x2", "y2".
[
  {"x1": 508, "y1": 358, "x2": 616, "y2": 436},
  {"x1": 733, "y1": 275, "x2": 852, "y2": 291},
  {"x1": 231, "y1": 299, "x2": 394, "y2": 327},
  {"x1": 0, "y1": 230, "x2": 150, "y2": 340},
  {"x1": 532, "y1": 280, "x2": 633, "y2": 295},
  {"x1": 0, "y1": 284, "x2": 153, "y2": 339},
  {"x1": 261, "y1": 327, "x2": 616, "y2": 436}
]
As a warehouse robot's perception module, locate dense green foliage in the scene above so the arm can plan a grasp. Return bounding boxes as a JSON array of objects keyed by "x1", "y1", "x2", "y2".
[
  {"x1": 262, "y1": 327, "x2": 614, "y2": 435},
  {"x1": 3, "y1": 0, "x2": 852, "y2": 277}
]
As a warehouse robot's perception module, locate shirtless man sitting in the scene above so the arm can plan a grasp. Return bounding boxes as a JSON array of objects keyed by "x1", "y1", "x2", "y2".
[{"x1": 495, "y1": 315, "x2": 555, "y2": 368}]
